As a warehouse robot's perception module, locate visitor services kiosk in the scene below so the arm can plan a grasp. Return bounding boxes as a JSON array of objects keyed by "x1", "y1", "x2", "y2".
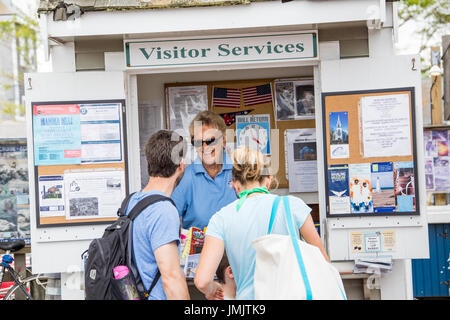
[{"x1": 26, "y1": 0, "x2": 429, "y2": 299}]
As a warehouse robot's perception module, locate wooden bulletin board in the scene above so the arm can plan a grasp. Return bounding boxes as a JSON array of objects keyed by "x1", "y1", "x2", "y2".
[
  {"x1": 322, "y1": 87, "x2": 420, "y2": 217},
  {"x1": 31, "y1": 100, "x2": 129, "y2": 228},
  {"x1": 165, "y1": 77, "x2": 315, "y2": 189}
]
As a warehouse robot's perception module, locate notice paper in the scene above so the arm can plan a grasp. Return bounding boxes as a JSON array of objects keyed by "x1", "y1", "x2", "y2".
[
  {"x1": 38, "y1": 175, "x2": 65, "y2": 218},
  {"x1": 64, "y1": 170, "x2": 125, "y2": 220},
  {"x1": 32, "y1": 104, "x2": 82, "y2": 166},
  {"x1": 361, "y1": 94, "x2": 412, "y2": 158},
  {"x1": 79, "y1": 103, "x2": 123, "y2": 163},
  {"x1": 285, "y1": 129, "x2": 318, "y2": 192}
]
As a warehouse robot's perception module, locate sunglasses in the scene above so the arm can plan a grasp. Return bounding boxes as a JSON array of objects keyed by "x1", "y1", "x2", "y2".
[{"x1": 191, "y1": 135, "x2": 222, "y2": 147}]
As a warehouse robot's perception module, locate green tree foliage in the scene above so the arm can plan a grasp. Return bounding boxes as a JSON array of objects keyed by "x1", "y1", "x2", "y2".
[
  {"x1": 397, "y1": 0, "x2": 450, "y2": 74},
  {"x1": 0, "y1": 13, "x2": 38, "y2": 117}
]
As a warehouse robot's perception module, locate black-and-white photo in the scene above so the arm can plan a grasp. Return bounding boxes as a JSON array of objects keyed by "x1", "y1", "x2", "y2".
[
  {"x1": 295, "y1": 83, "x2": 315, "y2": 118},
  {"x1": 274, "y1": 81, "x2": 295, "y2": 120},
  {"x1": 106, "y1": 178, "x2": 122, "y2": 190},
  {"x1": 69, "y1": 197, "x2": 99, "y2": 217}
]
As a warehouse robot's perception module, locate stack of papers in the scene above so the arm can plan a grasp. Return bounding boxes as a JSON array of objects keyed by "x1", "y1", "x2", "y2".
[{"x1": 353, "y1": 256, "x2": 392, "y2": 274}]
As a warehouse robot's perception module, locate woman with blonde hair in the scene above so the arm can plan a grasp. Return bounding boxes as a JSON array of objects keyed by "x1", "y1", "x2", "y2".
[{"x1": 194, "y1": 146, "x2": 328, "y2": 300}]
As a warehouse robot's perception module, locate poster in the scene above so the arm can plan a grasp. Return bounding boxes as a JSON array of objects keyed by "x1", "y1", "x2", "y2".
[
  {"x1": 350, "y1": 232, "x2": 363, "y2": 253},
  {"x1": 371, "y1": 162, "x2": 395, "y2": 213},
  {"x1": 394, "y1": 161, "x2": 415, "y2": 211},
  {"x1": 167, "y1": 86, "x2": 208, "y2": 164},
  {"x1": 425, "y1": 158, "x2": 434, "y2": 190},
  {"x1": 328, "y1": 164, "x2": 350, "y2": 215},
  {"x1": 236, "y1": 114, "x2": 271, "y2": 154},
  {"x1": 424, "y1": 130, "x2": 437, "y2": 157},
  {"x1": 64, "y1": 170, "x2": 125, "y2": 220},
  {"x1": 168, "y1": 85, "x2": 208, "y2": 132},
  {"x1": 364, "y1": 232, "x2": 382, "y2": 253},
  {"x1": 349, "y1": 163, "x2": 373, "y2": 213},
  {"x1": 433, "y1": 130, "x2": 449, "y2": 156},
  {"x1": 286, "y1": 129, "x2": 318, "y2": 193},
  {"x1": 360, "y1": 94, "x2": 412, "y2": 158},
  {"x1": 329, "y1": 111, "x2": 349, "y2": 159},
  {"x1": 294, "y1": 80, "x2": 315, "y2": 119},
  {"x1": 38, "y1": 175, "x2": 65, "y2": 218},
  {"x1": 80, "y1": 103, "x2": 123, "y2": 163},
  {"x1": 274, "y1": 81, "x2": 296, "y2": 120},
  {"x1": 381, "y1": 230, "x2": 396, "y2": 252},
  {"x1": 32, "y1": 104, "x2": 82, "y2": 166},
  {"x1": 433, "y1": 157, "x2": 450, "y2": 191},
  {"x1": 0, "y1": 144, "x2": 30, "y2": 241}
]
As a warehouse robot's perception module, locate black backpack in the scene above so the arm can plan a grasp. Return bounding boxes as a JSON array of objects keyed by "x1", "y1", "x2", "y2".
[{"x1": 83, "y1": 192, "x2": 175, "y2": 300}]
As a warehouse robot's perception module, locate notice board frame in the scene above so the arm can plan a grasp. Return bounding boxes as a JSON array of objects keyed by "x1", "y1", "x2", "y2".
[
  {"x1": 31, "y1": 99, "x2": 129, "y2": 228},
  {"x1": 321, "y1": 87, "x2": 420, "y2": 218}
]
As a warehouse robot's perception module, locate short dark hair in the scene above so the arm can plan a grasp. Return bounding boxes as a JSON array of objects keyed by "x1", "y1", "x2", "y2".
[
  {"x1": 145, "y1": 130, "x2": 186, "y2": 178},
  {"x1": 216, "y1": 252, "x2": 230, "y2": 284}
]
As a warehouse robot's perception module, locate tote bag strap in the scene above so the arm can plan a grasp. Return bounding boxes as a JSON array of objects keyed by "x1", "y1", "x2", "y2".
[
  {"x1": 267, "y1": 196, "x2": 281, "y2": 234},
  {"x1": 282, "y1": 196, "x2": 313, "y2": 300}
]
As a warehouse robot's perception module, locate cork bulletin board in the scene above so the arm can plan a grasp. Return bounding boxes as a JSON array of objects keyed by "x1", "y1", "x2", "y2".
[
  {"x1": 165, "y1": 77, "x2": 315, "y2": 189},
  {"x1": 31, "y1": 100, "x2": 129, "y2": 228},
  {"x1": 322, "y1": 87, "x2": 420, "y2": 218}
]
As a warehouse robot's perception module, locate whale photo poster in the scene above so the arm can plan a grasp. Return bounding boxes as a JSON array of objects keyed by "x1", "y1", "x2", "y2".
[{"x1": 328, "y1": 164, "x2": 350, "y2": 214}]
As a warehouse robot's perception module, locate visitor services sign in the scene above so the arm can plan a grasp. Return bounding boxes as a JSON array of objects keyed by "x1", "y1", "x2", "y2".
[{"x1": 125, "y1": 31, "x2": 318, "y2": 68}]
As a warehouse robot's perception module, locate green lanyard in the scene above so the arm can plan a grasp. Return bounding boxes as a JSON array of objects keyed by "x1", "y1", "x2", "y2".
[{"x1": 236, "y1": 186, "x2": 269, "y2": 212}]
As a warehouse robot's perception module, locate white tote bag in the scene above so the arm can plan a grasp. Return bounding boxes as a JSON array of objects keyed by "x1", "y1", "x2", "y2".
[{"x1": 252, "y1": 196, "x2": 347, "y2": 300}]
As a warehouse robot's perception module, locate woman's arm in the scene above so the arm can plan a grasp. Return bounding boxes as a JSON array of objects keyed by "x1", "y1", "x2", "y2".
[
  {"x1": 194, "y1": 235, "x2": 225, "y2": 300},
  {"x1": 300, "y1": 215, "x2": 330, "y2": 262}
]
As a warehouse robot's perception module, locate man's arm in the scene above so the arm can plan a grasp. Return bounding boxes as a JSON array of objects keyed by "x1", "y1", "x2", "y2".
[{"x1": 154, "y1": 241, "x2": 190, "y2": 300}]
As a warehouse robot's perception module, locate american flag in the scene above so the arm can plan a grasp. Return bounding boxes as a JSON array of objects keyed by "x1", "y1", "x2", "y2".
[
  {"x1": 242, "y1": 84, "x2": 273, "y2": 106},
  {"x1": 212, "y1": 87, "x2": 241, "y2": 108},
  {"x1": 219, "y1": 109, "x2": 254, "y2": 126}
]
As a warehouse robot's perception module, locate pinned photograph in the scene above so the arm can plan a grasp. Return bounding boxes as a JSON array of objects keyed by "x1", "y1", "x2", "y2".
[
  {"x1": 329, "y1": 111, "x2": 349, "y2": 159},
  {"x1": 293, "y1": 142, "x2": 317, "y2": 161},
  {"x1": 69, "y1": 197, "x2": 99, "y2": 217},
  {"x1": 294, "y1": 81, "x2": 314, "y2": 119},
  {"x1": 394, "y1": 161, "x2": 416, "y2": 212},
  {"x1": 274, "y1": 81, "x2": 296, "y2": 120},
  {"x1": 371, "y1": 162, "x2": 395, "y2": 213}
]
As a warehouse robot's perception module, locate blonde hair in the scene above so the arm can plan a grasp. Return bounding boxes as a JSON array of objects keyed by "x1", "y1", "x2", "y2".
[
  {"x1": 189, "y1": 110, "x2": 227, "y2": 140},
  {"x1": 232, "y1": 146, "x2": 277, "y2": 187}
]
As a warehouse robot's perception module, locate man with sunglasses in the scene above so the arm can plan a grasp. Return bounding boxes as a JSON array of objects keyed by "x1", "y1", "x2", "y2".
[{"x1": 171, "y1": 111, "x2": 237, "y2": 231}]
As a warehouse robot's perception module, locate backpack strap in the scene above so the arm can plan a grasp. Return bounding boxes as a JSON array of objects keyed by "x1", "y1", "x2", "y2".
[
  {"x1": 127, "y1": 194, "x2": 176, "y2": 221},
  {"x1": 124, "y1": 193, "x2": 176, "y2": 298},
  {"x1": 117, "y1": 192, "x2": 136, "y2": 217}
]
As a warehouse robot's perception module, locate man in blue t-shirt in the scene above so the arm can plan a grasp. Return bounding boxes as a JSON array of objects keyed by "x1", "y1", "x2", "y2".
[{"x1": 125, "y1": 130, "x2": 189, "y2": 300}]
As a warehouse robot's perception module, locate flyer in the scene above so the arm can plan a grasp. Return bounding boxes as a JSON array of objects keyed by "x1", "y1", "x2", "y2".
[
  {"x1": 32, "y1": 104, "x2": 82, "y2": 166},
  {"x1": 236, "y1": 114, "x2": 271, "y2": 154},
  {"x1": 360, "y1": 94, "x2": 411, "y2": 158},
  {"x1": 371, "y1": 162, "x2": 395, "y2": 213},
  {"x1": 329, "y1": 111, "x2": 349, "y2": 159},
  {"x1": 394, "y1": 161, "x2": 415, "y2": 212},
  {"x1": 38, "y1": 175, "x2": 65, "y2": 217},
  {"x1": 79, "y1": 103, "x2": 123, "y2": 163},
  {"x1": 64, "y1": 170, "x2": 125, "y2": 220},
  {"x1": 328, "y1": 164, "x2": 350, "y2": 215},
  {"x1": 349, "y1": 163, "x2": 373, "y2": 213},
  {"x1": 286, "y1": 129, "x2": 318, "y2": 193}
]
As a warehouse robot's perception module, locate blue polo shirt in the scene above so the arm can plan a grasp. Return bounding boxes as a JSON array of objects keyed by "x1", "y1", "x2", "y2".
[{"x1": 171, "y1": 152, "x2": 237, "y2": 230}]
